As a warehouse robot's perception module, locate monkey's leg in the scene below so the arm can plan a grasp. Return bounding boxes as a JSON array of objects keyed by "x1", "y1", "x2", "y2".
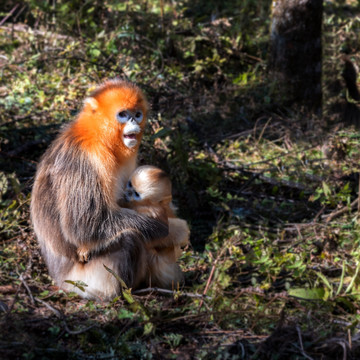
[
  {"x1": 63, "y1": 234, "x2": 147, "y2": 300},
  {"x1": 168, "y1": 218, "x2": 190, "y2": 248},
  {"x1": 146, "y1": 249, "x2": 183, "y2": 289}
]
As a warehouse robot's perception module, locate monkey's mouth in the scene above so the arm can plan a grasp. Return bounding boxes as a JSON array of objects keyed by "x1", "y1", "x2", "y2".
[
  {"x1": 123, "y1": 131, "x2": 139, "y2": 148},
  {"x1": 124, "y1": 134, "x2": 137, "y2": 140},
  {"x1": 123, "y1": 124, "x2": 141, "y2": 148}
]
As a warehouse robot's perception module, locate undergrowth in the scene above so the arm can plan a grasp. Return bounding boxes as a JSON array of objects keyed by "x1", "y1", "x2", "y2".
[{"x1": 2, "y1": 0, "x2": 360, "y2": 359}]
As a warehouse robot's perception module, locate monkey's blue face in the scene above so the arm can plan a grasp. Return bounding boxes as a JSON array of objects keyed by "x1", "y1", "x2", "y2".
[
  {"x1": 116, "y1": 110, "x2": 143, "y2": 124},
  {"x1": 124, "y1": 181, "x2": 142, "y2": 202}
]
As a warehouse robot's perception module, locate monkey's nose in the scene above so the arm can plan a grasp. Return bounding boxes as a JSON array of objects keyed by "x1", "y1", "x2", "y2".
[{"x1": 125, "y1": 191, "x2": 132, "y2": 201}]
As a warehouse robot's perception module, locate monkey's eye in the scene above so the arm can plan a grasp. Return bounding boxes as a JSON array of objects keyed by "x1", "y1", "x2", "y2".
[
  {"x1": 133, "y1": 191, "x2": 141, "y2": 200},
  {"x1": 134, "y1": 111, "x2": 143, "y2": 123},
  {"x1": 127, "y1": 181, "x2": 133, "y2": 188},
  {"x1": 116, "y1": 111, "x2": 129, "y2": 123}
]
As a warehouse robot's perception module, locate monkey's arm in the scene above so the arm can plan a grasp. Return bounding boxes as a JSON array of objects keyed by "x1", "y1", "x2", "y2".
[
  {"x1": 147, "y1": 218, "x2": 190, "y2": 251},
  {"x1": 63, "y1": 196, "x2": 168, "y2": 259},
  {"x1": 51, "y1": 143, "x2": 168, "y2": 258}
]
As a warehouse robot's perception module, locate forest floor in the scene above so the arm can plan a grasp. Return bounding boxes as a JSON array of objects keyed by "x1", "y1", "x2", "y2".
[{"x1": 2, "y1": 1, "x2": 360, "y2": 359}]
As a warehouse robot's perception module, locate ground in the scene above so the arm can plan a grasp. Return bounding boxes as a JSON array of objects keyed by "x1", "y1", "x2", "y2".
[{"x1": 2, "y1": 1, "x2": 360, "y2": 359}]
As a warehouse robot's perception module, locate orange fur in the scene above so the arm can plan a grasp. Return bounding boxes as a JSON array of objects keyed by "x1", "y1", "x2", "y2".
[{"x1": 66, "y1": 81, "x2": 148, "y2": 204}]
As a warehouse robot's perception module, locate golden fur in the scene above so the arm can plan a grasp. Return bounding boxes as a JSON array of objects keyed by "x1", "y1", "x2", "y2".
[
  {"x1": 122, "y1": 165, "x2": 190, "y2": 288},
  {"x1": 31, "y1": 80, "x2": 168, "y2": 300}
]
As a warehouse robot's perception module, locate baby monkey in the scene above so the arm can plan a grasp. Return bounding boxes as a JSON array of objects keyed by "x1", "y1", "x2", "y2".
[{"x1": 123, "y1": 165, "x2": 190, "y2": 288}]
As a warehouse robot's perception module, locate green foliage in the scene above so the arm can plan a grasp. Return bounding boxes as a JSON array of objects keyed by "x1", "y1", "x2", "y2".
[
  {"x1": 311, "y1": 181, "x2": 352, "y2": 207},
  {"x1": 0, "y1": 172, "x2": 28, "y2": 239},
  {"x1": 3, "y1": 0, "x2": 360, "y2": 359}
]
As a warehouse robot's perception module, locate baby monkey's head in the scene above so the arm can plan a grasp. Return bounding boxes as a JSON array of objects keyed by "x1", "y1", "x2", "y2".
[{"x1": 125, "y1": 166, "x2": 172, "y2": 205}]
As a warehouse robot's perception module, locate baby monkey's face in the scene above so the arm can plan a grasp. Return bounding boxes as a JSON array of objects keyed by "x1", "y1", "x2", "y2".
[
  {"x1": 125, "y1": 180, "x2": 144, "y2": 203},
  {"x1": 124, "y1": 167, "x2": 172, "y2": 205}
]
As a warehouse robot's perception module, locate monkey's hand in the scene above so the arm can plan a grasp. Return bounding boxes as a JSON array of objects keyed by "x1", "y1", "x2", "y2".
[
  {"x1": 119, "y1": 207, "x2": 169, "y2": 242},
  {"x1": 129, "y1": 205, "x2": 168, "y2": 225},
  {"x1": 77, "y1": 246, "x2": 91, "y2": 263},
  {"x1": 168, "y1": 218, "x2": 190, "y2": 247}
]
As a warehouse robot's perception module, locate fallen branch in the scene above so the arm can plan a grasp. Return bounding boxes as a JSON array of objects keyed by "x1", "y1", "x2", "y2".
[
  {"x1": 0, "y1": 4, "x2": 20, "y2": 26},
  {"x1": 0, "y1": 24, "x2": 72, "y2": 40},
  {"x1": 35, "y1": 297, "x2": 62, "y2": 318},
  {"x1": 322, "y1": 198, "x2": 358, "y2": 223},
  {"x1": 223, "y1": 161, "x2": 309, "y2": 191},
  {"x1": 19, "y1": 274, "x2": 35, "y2": 306},
  {"x1": 35, "y1": 297, "x2": 95, "y2": 335},
  {"x1": 198, "y1": 247, "x2": 230, "y2": 310},
  {"x1": 198, "y1": 261, "x2": 217, "y2": 309},
  {"x1": 133, "y1": 287, "x2": 211, "y2": 300},
  {"x1": 296, "y1": 325, "x2": 315, "y2": 360},
  {"x1": 0, "y1": 285, "x2": 17, "y2": 294}
]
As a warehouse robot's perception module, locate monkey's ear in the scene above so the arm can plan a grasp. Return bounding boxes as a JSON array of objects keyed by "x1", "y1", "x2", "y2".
[{"x1": 84, "y1": 97, "x2": 98, "y2": 111}]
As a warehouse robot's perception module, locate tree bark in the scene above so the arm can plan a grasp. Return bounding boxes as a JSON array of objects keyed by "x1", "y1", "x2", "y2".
[{"x1": 270, "y1": 0, "x2": 323, "y2": 115}]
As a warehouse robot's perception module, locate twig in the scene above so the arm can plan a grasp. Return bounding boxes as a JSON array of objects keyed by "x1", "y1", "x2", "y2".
[
  {"x1": 132, "y1": 287, "x2": 211, "y2": 299},
  {"x1": 296, "y1": 325, "x2": 314, "y2": 360},
  {"x1": 0, "y1": 4, "x2": 20, "y2": 26},
  {"x1": 334, "y1": 319, "x2": 360, "y2": 331},
  {"x1": 202, "y1": 329, "x2": 265, "y2": 337},
  {"x1": 35, "y1": 297, "x2": 62, "y2": 318},
  {"x1": 3, "y1": 258, "x2": 34, "y2": 319},
  {"x1": 241, "y1": 144, "x2": 320, "y2": 168},
  {"x1": 19, "y1": 274, "x2": 35, "y2": 306},
  {"x1": 198, "y1": 248, "x2": 230, "y2": 310},
  {"x1": 242, "y1": 52, "x2": 263, "y2": 63},
  {"x1": 222, "y1": 121, "x2": 280, "y2": 140},
  {"x1": 12, "y1": 5, "x2": 26, "y2": 23},
  {"x1": 322, "y1": 198, "x2": 358, "y2": 223},
  {"x1": 348, "y1": 329, "x2": 352, "y2": 350},
  {"x1": 4, "y1": 282, "x2": 22, "y2": 320},
  {"x1": 198, "y1": 261, "x2": 217, "y2": 309},
  {"x1": 223, "y1": 161, "x2": 309, "y2": 191},
  {"x1": 0, "y1": 285, "x2": 17, "y2": 294},
  {"x1": 256, "y1": 117, "x2": 272, "y2": 145},
  {"x1": 35, "y1": 297, "x2": 95, "y2": 335},
  {"x1": 62, "y1": 321, "x2": 95, "y2": 336},
  {"x1": 312, "y1": 206, "x2": 326, "y2": 223},
  {"x1": 0, "y1": 23, "x2": 71, "y2": 40}
]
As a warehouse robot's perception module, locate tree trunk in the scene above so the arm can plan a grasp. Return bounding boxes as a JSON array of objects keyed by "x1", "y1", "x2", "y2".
[{"x1": 270, "y1": 0, "x2": 323, "y2": 115}]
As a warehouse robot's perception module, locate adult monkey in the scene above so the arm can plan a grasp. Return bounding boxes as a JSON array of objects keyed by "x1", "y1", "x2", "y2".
[{"x1": 31, "y1": 80, "x2": 168, "y2": 300}]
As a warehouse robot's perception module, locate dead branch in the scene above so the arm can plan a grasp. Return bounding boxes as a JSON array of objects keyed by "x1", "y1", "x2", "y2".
[
  {"x1": 0, "y1": 5, "x2": 20, "y2": 27},
  {"x1": 0, "y1": 24, "x2": 72, "y2": 40},
  {"x1": 133, "y1": 287, "x2": 211, "y2": 299},
  {"x1": 296, "y1": 325, "x2": 315, "y2": 360},
  {"x1": 322, "y1": 198, "x2": 358, "y2": 223},
  {"x1": 34, "y1": 297, "x2": 95, "y2": 335},
  {"x1": 223, "y1": 161, "x2": 309, "y2": 191},
  {"x1": 0, "y1": 285, "x2": 17, "y2": 294},
  {"x1": 19, "y1": 274, "x2": 35, "y2": 306}
]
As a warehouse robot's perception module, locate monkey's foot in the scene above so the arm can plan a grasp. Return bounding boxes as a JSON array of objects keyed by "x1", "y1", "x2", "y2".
[{"x1": 77, "y1": 248, "x2": 91, "y2": 263}]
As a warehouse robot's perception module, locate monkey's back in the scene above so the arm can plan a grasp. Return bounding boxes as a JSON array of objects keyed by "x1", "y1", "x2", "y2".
[{"x1": 31, "y1": 128, "x2": 110, "y2": 284}]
